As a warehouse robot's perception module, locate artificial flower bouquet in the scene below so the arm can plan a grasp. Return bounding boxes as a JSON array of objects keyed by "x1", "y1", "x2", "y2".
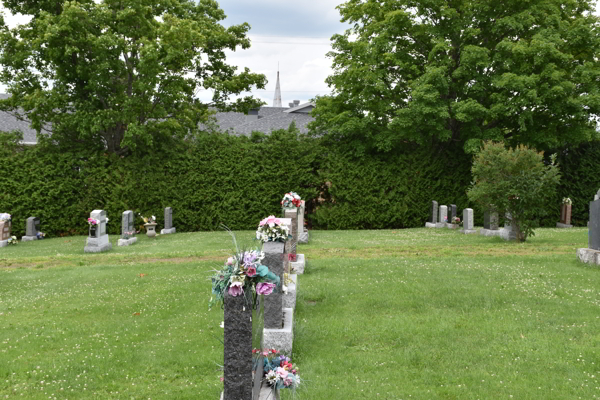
[
  {"x1": 562, "y1": 197, "x2": 572, "y2": 205},
  {"x1": 0, "y1": 213, "x2": 11, "y2": 222},
  {"x1": 122, "y1": 231, "x2": 136, "y2": 239},
  {"x1": 139, "y1": 214, "x2": 156, "y2": 224},
  {"x1": 256, "y1": 215, "x2": 291, "y2": 243},
  {"x1": 7, "y1": 235, "x2": 17, "y2": 245},
  {"x1": 87, "y1": 218, "x2": 99, "y2": 226},
  {"x1": 256, "y1": 349, "x2": 300, "y2": 390},
  {"x1": 451, "y1": 216, "x2": 461, "y2": 225},
  {"x1": 209, "y1": 248, "x2": 280, "y2": 309},
  {"x1": 281, "y1": 192, "x2": 302, "y2": 208},
  {"x1": 36, "y1": 232, "x2": 46, "y2": 240}
]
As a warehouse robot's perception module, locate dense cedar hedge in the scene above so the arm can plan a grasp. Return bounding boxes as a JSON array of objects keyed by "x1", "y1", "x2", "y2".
[{"x1": 0, "y1": 130, "x2": 599, "y2": 237}]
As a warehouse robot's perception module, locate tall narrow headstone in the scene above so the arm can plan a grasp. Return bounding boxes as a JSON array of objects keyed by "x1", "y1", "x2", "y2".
[
  {"x1": 22, "y1": 217, "x2": 41, "y2": 241},
  {"x1": 284, "y1": 208, "x2": 298, "y2": 257},
  {"x1": 449, "y1": 204, "x2": 457, "y2": 222},
  {"x1": 84, "y1": 210, "x2": 112, "y2": 253},
  {"x1": 161, "y1": 207, "x2": 176, "y2": 234},
  {"x1": 430, "y1": 201, "x2": 438, "y2": 223},
  {"x1": 461, "y1": 208, "x2": 476, "y2": 234},
  {"x1": 298, "y1": 200, "x2": 309, "y2": 243},
  {"x1": 436, "y1": 205, "x2": 448, "y2": 228},
  {"x1": 223, "y1": 290, "x2": 253, "y2": 400},
  {"x1": 262, "y1": 242, "x2": 285, "y2": 329},
  {"x1": 118, "y1": 210, "x2": 137, "y2": 246},
  {"x1": 589, "y1": 199, "x2": 600, "y2": 251}
]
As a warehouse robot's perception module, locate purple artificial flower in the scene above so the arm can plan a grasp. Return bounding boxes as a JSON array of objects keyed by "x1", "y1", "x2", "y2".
[
  {"x1": 256, "y1": 282, "x2": 276, "y2": 295},
  {"x1": 243, "y1": 252, "x2": 257, "y2": 266},
  {"x1": 228, "y1": 281, "x2": 243, "y2": 297}
]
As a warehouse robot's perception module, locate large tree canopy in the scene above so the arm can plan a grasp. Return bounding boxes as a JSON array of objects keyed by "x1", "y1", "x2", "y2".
[
  {"x1": 311, "y1": 0, "x2": 600, "y2": 154},
  {"x1": 0, "y1": 0, "x2": 266, "y2": 155}
]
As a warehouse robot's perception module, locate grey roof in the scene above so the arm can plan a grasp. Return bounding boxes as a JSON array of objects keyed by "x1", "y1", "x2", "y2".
[
  {"x1": 0, "y1": 94, "x2": 38, "y2": 144},
  {"x1": 207, "y1": 103, "x2": 315, "y2": 136}
]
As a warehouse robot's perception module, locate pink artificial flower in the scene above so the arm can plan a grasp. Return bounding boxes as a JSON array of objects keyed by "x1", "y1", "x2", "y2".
[
  {"x1": 226, "y1": 257, "x2": 234, "y2": 266},
  {"x1": 276, "y1": 367, "x2": 288, "y2": 379},
  {"x1": 228, "y1": 281, "x2": 243, "y2": 297},
  {"x1": 256, "y1": 282, "x2": 276, "y2": 295},
  {"x1": 284, "y1": 378, "x2": 293, "y2": 387},
  {"x1": 259, "y1": 217, "x2": 268, "y2": 227},
  {"x1": 246, "y1": 266, "x2": 257, "y2": 277},
  {"x1": 265, "y1": 215, "x2": 280, "y2": 227}
]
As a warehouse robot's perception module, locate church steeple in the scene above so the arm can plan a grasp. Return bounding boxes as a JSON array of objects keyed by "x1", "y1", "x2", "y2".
[{"x1": 273, "y1": 69, "x2": 282, "y2": 107}]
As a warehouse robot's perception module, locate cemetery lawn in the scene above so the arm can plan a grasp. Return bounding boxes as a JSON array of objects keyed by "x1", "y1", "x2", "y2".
[{"x1": 1, "y1": 228, "x2": 598, "y2": 399}]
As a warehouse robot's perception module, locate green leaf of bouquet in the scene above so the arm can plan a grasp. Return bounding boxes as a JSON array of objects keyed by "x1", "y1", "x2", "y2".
[{"x1": 256, "y1": 265, "x2": 269, "y2": 277}]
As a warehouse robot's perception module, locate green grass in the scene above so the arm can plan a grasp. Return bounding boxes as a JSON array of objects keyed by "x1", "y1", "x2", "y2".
[{"x1": 1, "y1": 228, "x2": 599, "y2": 399}]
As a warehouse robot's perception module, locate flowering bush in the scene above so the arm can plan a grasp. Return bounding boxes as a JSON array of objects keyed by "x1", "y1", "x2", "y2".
[
  {"x1": 256, "y1": 215, "x2": 291, "y2": 243},
  {"x1": 7, "y1": 235, "x2": 17, "y2": 245},
  {"x1": 209, "y1": 248, "x2": 280, "y2": 309},
  {"x1": 254, "y1": 349, "x2": 300, "y2": 390},
  {"x1": 562, "y1": 197, "x2": 572, "y2": 205},
  {"x1": 281, "y1": 192, "x2": 302, "y2": 208},
  {"x1": 0, "y1": 213, "x2": 11, "y2": 222}
]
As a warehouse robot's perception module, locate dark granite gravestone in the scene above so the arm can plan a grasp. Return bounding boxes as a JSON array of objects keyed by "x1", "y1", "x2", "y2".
[
  {"x1": 430, "y1": 201, "x2": 438, "y2": 223},
  {"x1": 262, "y1": 242, "x2": 284, "y2": 329},
  {"x1": 589, "y1": 200, "x2": 600, "y2": 250},
  {"x1": 560, "y1": 204, "x2": 572, "y2": 225},
  {"x1": 449, "y1": 205, "x2": 457, "y2": 222},
  {"x1": 251, "y1": 297, "x2": 264, "y2": 399},
  {"x1": 484, "y1": 211, "x2": 499, "y2": 230},
  {"x1": 223, "y1": 290, "x2": 254, "y2": 400}
]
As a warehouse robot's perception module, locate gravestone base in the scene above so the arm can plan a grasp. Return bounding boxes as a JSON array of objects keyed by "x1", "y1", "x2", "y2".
[
  {"x1": 221, "y1": 382, "x2": 280, "y2": 400},
  {"x1": 263, "y1": 308, "x2": 293, "y2": 355},
  {"x1": 556, "y1": 222, "x2": 573, "y2": 229},
  {"x1": 21, "y1": 236, "x2": 37, "y2": 242},
  {"x1": 283, "y1": 274, "x2": 297, "y2": 310},
  {"x1": 84, "y1": 236, "x2": 112, "y2": 253},
  {"x1": 160, "y1": 227, "x2": 176, "y2": 234},
  {"x1": 577, "y1": 248, "x2": 600, "y2": 265},
  {"x1": 118, "y1": 237, "x2": 137, "y2": 247},
  {"x1": 425, "y1": 222, "x2": 437, "y2": 228},
  {"x1": 460, "y1": 228, "x2": 477, "y2": 235},
  {"x1": 290, "y1": 254, "x2": 305, "y2": 274},
  {"x1": 435, "y1": 222, "x2": 446, "y2": 228},
  {"x1": 298, "y1": 231, "x2": 309, "y2": 243},
  {"x1": 500, "y1": 228, "x2": 517, "y2": 241},
  {"x1": 0, "y1": 239, "x2": 7, "y2": 248},
  {"x1": 480, "y1": 228, "x2": 501, "y2": 237}
]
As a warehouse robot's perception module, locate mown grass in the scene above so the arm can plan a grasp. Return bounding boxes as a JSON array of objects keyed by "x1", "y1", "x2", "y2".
[{"x1": 1, "y1": 227, "x2": 599, "y2": 399}]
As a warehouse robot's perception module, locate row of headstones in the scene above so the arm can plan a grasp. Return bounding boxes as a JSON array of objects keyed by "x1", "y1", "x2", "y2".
[
  {"x1": 577, "y1": 189, "x2": 600, "y2": 264},
  {"x1": 0, "y1": 217, "x2": 41, "y2": 247},
  {"x1": 222, "y1": 203, "x2": 307, "y2": 400},
  {"x1": 84, "y1": 207, "x2": 175, "y2": 253},
  {"x1": 425, "y1": 201, "x2": 476, "y2": 234}
]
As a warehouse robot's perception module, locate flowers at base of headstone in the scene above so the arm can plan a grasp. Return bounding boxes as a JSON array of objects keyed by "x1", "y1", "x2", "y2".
[
  {"x1": 257, "y1": 349, "x2": 300, "y2": 390},
  {"x1": 451, "y1": 216, "x2": 461, "y2": 225},
  {"x1": 281, "y1": 192, "x2": 302, "y2": 208},
  {"x1": 562, "y1": 197, "x2": 572, "y2": 205},
  {"x1": 209, "y1": 248, "x2": 281, "y2": 309},
  {"x1": 122, "y1": 231, "x2": 136, "y2": 239},
  {"x1": 0, "y1": 213, "x2": 11, "y2": 222},
  {"x1": 256, "y1": 215, "x2": 291, "y2": 243},
  {"x1": 7, "y1": 235, "x2": 17, "y2": 245},
  {"x1": 87, "y1": 218, "x2": 99, "y2": 226},
  {"x1": 36, "y1": 232, "x2": 46, "y2": 240}
]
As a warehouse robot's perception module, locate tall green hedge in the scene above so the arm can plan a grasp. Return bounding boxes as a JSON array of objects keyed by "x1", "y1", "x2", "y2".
[{"x1": 0, "y1": 131, "x2": 599, "y2": 237}]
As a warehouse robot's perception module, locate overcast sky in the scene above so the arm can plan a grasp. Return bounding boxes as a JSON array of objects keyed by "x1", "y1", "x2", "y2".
[{"x1": 1, "y1": 0, "x2": 599, "y2": 108}]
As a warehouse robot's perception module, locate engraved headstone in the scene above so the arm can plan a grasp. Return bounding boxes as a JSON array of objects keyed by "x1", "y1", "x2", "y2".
[
  {"x1": 84, "y1": 210, "x2": 112, "y2": 253},
  {"x1": 436, "y1": 205, "x2": 448, "y2": 227},
  {"x1": 500, "y1": 213, "x2": 517, "y2": 241},
  {"x1": 284, "y1": 208, "x2": 298, "y2": 257},
  {"x1": 483, "y1": 210, "x2": 499, "y2": 230},
  {"x1": 118, "y1": 210, "x2": 137, "y2": 246},
  {"x1": 461, "y1": 208, "x2": 476, "y2": 234},
  {"x1": 22, "y1": 217, "x2": 41, "y2": 241},
  {"x1": 557, "y1": 203, "x2": 573, "y2": 228},
  {"x1": 262, "y1": 242, "x2": 284, "y2": 329},
  {"x1": 449, "y1": 204, "x2": 457, "y2": 222},
  {"x1": 161, "y1": 207, "x2": 176, "y2": 234},
  {"x1": 298, "y1": 200, "x2": 309, "y2": 243},
  {"x1": 430, "y1": 201, "x2": 438, "y2": 223},
  {"x1": 0, "y1": 214, "x2": 11, "y2": 246}
]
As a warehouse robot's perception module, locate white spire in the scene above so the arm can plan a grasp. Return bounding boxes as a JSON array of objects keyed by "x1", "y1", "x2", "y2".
[{"x1": 273, "y1": 69, "x2": 282, "y2": 107}]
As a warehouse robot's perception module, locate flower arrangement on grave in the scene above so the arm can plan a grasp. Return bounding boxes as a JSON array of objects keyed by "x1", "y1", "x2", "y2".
[
  {"x1": 36, "y1": 232, "x2": 46, "y2": 240},
  {"x1": 139, "y1": 214, "x2": 156, "y2": 224},
  {"x1": 87, "y1": 218, "x2": 99, "y2": 226},
  {"x1": 562, "y1": 197, "x2": 572, "y2": 205},
  {"x1": 253, "y1": 348, "x2": 300, "y2": 390},
  {"x1": 122, "y1": 231, "x2": 136, "y2": 239},
  {"x1": 281, "y1": 192, "x2": 302, "y2": 208},
  {"x1": 451, "y1": 216, "x2": 461, "y2": 225},
  {"x1": 256, "y1": 215, "x2": 291, "y2": 243},
  {"x1": 7, "y1": 235, "x2": 17, "y2": 245},
  {"x1": 0, "y1": 213, "x2": 11, "y2": 222},
  {"x1": 209, "y1": 230, "x2": 281, "y2": 309}
]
